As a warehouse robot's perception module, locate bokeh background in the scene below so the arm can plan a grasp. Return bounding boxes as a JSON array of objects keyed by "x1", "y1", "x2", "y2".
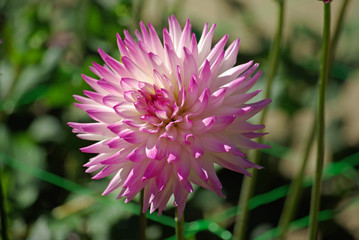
[{"x1": 1, "y1": 0, "x2": 359, "y2": 239}]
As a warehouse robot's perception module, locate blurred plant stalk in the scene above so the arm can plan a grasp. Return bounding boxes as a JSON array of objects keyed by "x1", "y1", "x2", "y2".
[
  {"x1": 277, "y1": 122, "x2": 315, "y2": 239},
  {"x1": 175, "y1": 208, "x2": 184, "y2": 240},
  {"x1": 277, "y1": 0, "x2": 351, "y2": 239},
  {"x1": 329, "y1": 0, "x2": 351, "y2": 68},
  {"x1": 308, "y1": 2, "x2": 331, "y2": 240},
  {"x1": 140, "y1": 189, "x2": 147, "y2": 240},
  {"x1": 232, "y1": 0, "x2": 286, "y2": 239},
  {"x1": 0, "y1": 169, "x2": 9, "y2": 240}
]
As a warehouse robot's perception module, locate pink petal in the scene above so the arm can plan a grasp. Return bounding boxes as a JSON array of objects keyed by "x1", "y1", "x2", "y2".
[
  {"x1": 206, "y1": 34, "x2": 228, "y2": 66},
  {"x1": 123, "y1": 163, "x2": 148, "y2": 188},
  {"x1": 139, "y1": 21, "x2": 151, "y2": 46},
  {"x1": 119, "y1": 129, "x2": 146, "y2": 144},
  {"x1": 174, "y1": 151, "x2": 191, "y2": 181},
  {"x1": 198, "y1": 60, "x2": 211, "y2": 90},
  {"x1": 155, "y1": 164, "x2": 172, "y2": 191},
  {"x1": 198, "y1": 23, "x2": 216, "y2": 64},
  {"x1": 162, "y1": 28, "x2": 175, "y2": 53},
  {"x1": 83, "y1": 153, "x2": 109, "y2": 167},
  {"x1": 92, "y1": 165, "x2": 121, "y2": 180},
  {"x1": 233, "y1": 134, "x2": 271, "y2": 149},
  {"x1": 126, "y1": 146, "x2": 146, "y2": 162},
  {"x1": 91, "y1": 62, "x2": 119, "y2": 83},
  {"x1": 168, "y1": 15, "x2": 182, "y2": 50},
  {"x1": 142, "y1": 159, "x2": 165, "y2": 181},
  {"x1": 68, "y1": 122, "x2": 110, "y2": 135},
  {"x1": 219, "y1": 38, "x2": 240, "y2": 73},
  {"x1": 241, "y1": 99, "x2": 272, "y2": 119},
  {"x1": 145, "y1": 136, "x2": 167, "y2": 160},
  {"x1": 83, "y1": 90, "x2": 104, "y2": 104},
  {"x1": 189, "y1": 33, "x2": 199, "y2": 63},
  {"x1": 189, "y1": 88, "x2": 210, "y2": 116},
  {"x1": 204, "y1": 134, "x2": 245, "y2": 157},
  {"x1": 235, "y1": 71, "x2": 262, "y2": 94},
  {"x1": 215, "y1": 60, "x2": 253, "y2": 88},
  {"x1": 81, "y1": 74, "x2": 107, "y2": 94},
  {"x1": 102, "y1": 168, "x2": 129, "y2": 195},
  {"x1": 182, "y1": 48, "x2": 198, "y2": 86},
  {"x1": 166, "y1": 143, "x2": 181, "y2": 164},
  {"x1": 114, "y1": 102, "x2": 139, "y2": 118},
  {"x1": 100, "y1": 150, "x2": 129, "y2": 164},
  {"x1": 185, "y1": 74, "x2": 199, "y2": 108},
  {"x1": 80, "y1": 141, "x2": 110, "y2": 153},
  {"x1": 98, "y1": 48, "x2": 127, "y2": 76},
  {"x1": 116, "y1": 33, "x2": 129, "y2": 57},
  {"x1": 97, "y1": 78, "x2": 123, "y2": 95},
  {"x1": 177, "y1": 19, "x2": 191, "y2": 55},
  {"x1": 164, "y1": 44, "x2": 181, "y2": 78},
  {"x1": 148, "y1": 22, "x2": 164, "y2": 58},
  {"x1": 87, "y1": 109, "x2": 119, "y2": 124}
]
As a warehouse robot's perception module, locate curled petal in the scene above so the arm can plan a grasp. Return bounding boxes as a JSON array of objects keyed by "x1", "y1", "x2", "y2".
[
  {"x1": 119, "y1": 129, "x2": 147, "y2": 144},
  {"x1": 102, "y1": 168, "x2": 129, "y2": 195},
  {"x1": 127, "y1": 146, "x2": 146, "y2": 162},
  {"x1": 114, "y1": 102, "x2": 139, "y2": 118},
  {"x1": 189, "y1": 88, "x2": 210, "y2": 116}
]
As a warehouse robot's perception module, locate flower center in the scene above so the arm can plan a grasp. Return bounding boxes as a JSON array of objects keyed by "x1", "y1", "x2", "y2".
[{"x1": 136, "y1": 87, "x2": 179, "y2": 128}]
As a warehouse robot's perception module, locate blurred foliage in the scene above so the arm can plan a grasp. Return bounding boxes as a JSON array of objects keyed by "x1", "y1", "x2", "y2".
[{"x1": 0, "y1": 0, "x2": 359, "y2": 239}]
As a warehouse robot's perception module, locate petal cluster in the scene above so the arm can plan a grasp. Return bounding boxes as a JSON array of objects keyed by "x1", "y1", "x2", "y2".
[{"x1": 69, "y1": 15, "x2": 270, "y2": 218}]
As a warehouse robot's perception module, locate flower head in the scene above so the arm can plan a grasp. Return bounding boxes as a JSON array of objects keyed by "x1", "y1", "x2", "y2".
[{"x1": 69, "y1": 15, "x2": 270, "y2": 218}]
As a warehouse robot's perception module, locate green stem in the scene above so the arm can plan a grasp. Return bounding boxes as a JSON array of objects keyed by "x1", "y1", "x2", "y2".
[
  {"x1": 175, "y1": 208, "x2": 185, "y2": 240},
  {"x1": 232, "y1": 0, "x2": 285, "y2": 239},
  {"x1": 0, "y1": 168, "x2": 9, "y2": 240},
  {"x1": 308, "y1": 3, "x2": 331, "y2": 240},
  {"x1": 140, "y1": 189, "x2": 147, "y2": 240},
  {"x1": 263, "y1": 0, "x2": 286, "y2": 109},
  {"x1": 278, "y1": 1, "x2": 350, "y2": 238},
  {"x1": 233, "y1": 149, "x2": 260, "y2": 240},
  {"x1": 277, "y1": 120, "x2": 316, "y2": 239},
  {"x1": 329, "y1": 0, "x2": 350, "y2": 68}
]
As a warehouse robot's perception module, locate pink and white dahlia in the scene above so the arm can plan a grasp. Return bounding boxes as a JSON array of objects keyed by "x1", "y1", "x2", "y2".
[{"x1": 69, "y1": 15, "x2": 270, "y2": 218}]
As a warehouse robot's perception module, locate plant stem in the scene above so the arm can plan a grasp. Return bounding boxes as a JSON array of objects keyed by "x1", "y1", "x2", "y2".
[
  {"x1": 233, "y1": 0, "x2": 285, "y2": 239},
  {"x1": 0, "y1": 168, "x2": 9, "y2": 240},
  {"x1": 308, "y1": 3, "x2": 331, "y2": 240},
  {"x1": 175, "y1": 208, "x2": 185, "y2": 240},
  {"x1": 329, "y1": 0, "x2": 350, "y2": 68},
  {"x1": 278, "y1": 1, "x2": 350, "y2": 238},
  {"x1": 140, "y1": 189, "x2": 147, "y2": 240},
  {"x1": 233, "y1": 149, "x2": 259, "y2": 240},
  {"x1": 277, "y1": 120, "x2": 316, "y2": 239},
  {"x1": 263, "y1": 0, "x2": 286, "y2": 110}
]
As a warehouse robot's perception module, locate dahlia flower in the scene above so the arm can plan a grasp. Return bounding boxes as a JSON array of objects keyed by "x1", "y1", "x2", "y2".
[{"x1": 69, "y1": 15, "x2": 270, "y2": 218}]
